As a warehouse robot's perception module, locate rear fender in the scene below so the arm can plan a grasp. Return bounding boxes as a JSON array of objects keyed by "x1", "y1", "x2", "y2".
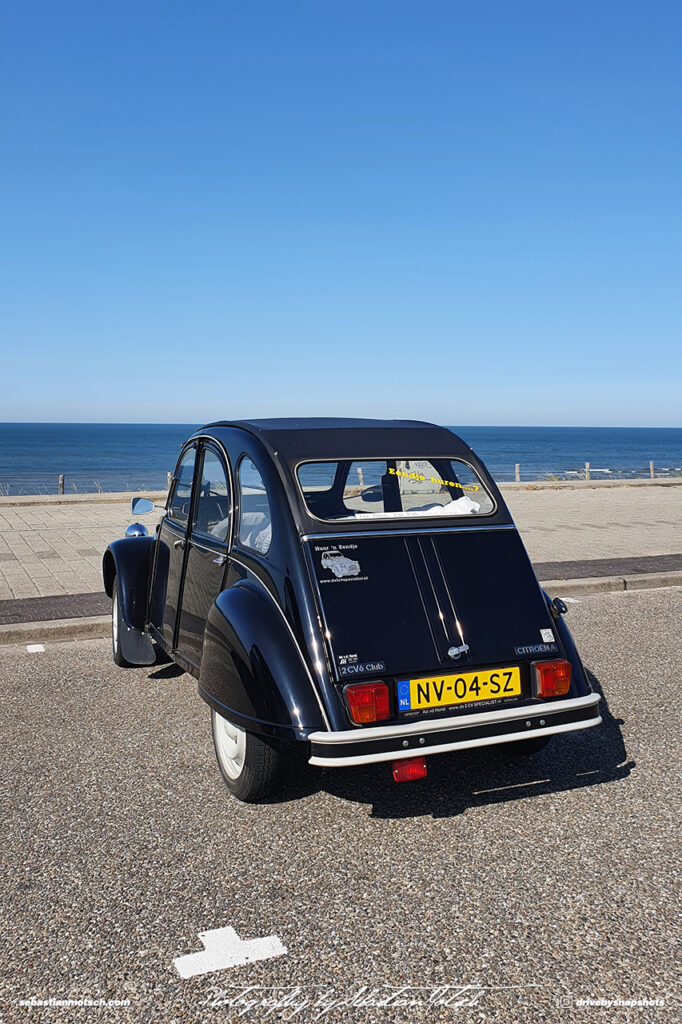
[
  {"x1": 542, "y1": 590, "x2": 591, "y2": 698},
  {"x1": 198, "y1": 581, "x2": 327, "y2": 741},
  {"x1": 102, "y1": 537, "x2": 156, "y2": 665}
]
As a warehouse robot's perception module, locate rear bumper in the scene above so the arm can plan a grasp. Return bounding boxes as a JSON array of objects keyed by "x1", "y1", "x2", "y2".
[{"x1": 308, "y1": 692, "x2": 601, "y2": 767}]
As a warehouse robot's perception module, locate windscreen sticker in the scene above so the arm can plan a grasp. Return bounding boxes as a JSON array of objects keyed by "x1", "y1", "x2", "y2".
[
  {"x1": 338, "y1": 658, "x2": 387, "y2": 678},
  {"x1": 388, "y1": 467, "x2": 479, "y2": 492},
  {"x1": 540, "y1": 628, "x2": 555, "y2": 643},
  {"x1": 315, "y1": 543, "x2": 368, "y2": 583}
]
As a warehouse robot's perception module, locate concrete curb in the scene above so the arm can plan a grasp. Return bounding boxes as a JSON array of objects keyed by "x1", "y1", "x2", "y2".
[
  {"x1": 541, "y1": 569, "x2": 682, "y2": 597},
  {"x1": 0, "y1": 615, "x2": 110, "y2": 645},
  {"x1": 541, "y1": 575, "x2": 626, "y2": 596},
  {"x1": 621, "y1": 570, "x2": 682, "y2": 591},
  {"x1": 1, "y1": 570, "x2": 680, "y2": 645}
]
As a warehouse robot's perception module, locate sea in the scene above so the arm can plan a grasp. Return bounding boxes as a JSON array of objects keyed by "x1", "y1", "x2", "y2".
[{"x1": 0, "y1": 423, "x2": 680, "y2": 495}]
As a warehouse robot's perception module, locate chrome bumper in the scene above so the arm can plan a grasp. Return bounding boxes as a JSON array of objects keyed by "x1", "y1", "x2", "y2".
[{"x1": 308, "y1": 692, "x2": 602, "y2": 767}]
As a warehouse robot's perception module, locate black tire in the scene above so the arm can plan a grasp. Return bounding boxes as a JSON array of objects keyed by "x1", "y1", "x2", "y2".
[
  {"x1": 111, "y1": 577, "x2": 132, "y2": 668},
  {"x1": 211, "y1": 709, "x2": 280, "y2": 802},
  {"x1": 503, "y1": 736, "x2": 552, "y2": 757}
]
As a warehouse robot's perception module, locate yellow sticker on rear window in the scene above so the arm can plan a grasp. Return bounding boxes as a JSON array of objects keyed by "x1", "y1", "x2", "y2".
[{"x1": 388, "y1": 467, "x2": 479, "y2": 492}]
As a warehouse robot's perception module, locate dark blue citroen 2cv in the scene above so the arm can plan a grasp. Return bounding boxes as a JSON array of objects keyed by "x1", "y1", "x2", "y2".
[{"x1": 103, "y1": 419, "x2": 601, "y2": 801}]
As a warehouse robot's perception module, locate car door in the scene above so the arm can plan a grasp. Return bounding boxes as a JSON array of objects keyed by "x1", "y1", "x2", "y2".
[
  {"x1": 176, "y1": 442, "x2": 232, "y2": 671},
  {"x1": 151, "y1": 444, "x2": 198, "y2": 649}
]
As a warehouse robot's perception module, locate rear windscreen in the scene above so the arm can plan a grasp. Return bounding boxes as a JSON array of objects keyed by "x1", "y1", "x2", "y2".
[{"x1": 296, "y1": 458, "x2": 495, "y2": 521}]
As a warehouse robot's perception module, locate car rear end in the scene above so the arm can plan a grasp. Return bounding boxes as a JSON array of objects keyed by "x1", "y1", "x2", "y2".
[{"x1": 293, "y1": 452, "x2": 601, "y2": 779}]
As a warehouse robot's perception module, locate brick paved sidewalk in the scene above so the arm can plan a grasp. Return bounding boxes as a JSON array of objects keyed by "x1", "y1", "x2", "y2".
[
  {"x1": 0, "y1": 484, "x2": 680, "y2": 604},
  {"x1": 0, "y1": 499, "x2": 161, "y2": 600}
]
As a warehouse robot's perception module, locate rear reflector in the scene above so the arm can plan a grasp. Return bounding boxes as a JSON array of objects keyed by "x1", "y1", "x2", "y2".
[
  {"x1": 392, "y1": 757, "x2": 427, "y2": 783},
  {"x1": 533, "y1": 659, "x2": 572, "y2": 698},
  {"x1": 345, "y1": 681, "x2": 390, "y2": 724}
]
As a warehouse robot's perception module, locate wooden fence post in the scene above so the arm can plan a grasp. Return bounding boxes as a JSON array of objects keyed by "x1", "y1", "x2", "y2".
[
  {"x1": 584, "y1": 462, "x2": 591, "y2": 480},
  {"x1": 649, "y1": 460, "x2": 655, "y2": 479},
  {"x1": 515, "y1": 463, "x2": 520, "y2": 482},
  {"x1": 58, "y1": 474, "x2": 65, "y2": 494}
]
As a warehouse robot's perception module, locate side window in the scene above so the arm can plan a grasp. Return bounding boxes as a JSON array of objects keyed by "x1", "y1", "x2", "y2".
[
  {"x1": 193, "y1": 448, "x2": 231, "y2": 542},
  {"x1": 238, "y1": 457, "x2": 272, "y2": 554},
  {"x1": 167, "y1": 447, "x2": 196, "y2": 527}
]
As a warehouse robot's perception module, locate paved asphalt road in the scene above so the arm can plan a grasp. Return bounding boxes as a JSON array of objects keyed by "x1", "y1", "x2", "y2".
[{"x1": 1, "y1": 588, "x2": 680, "y2": 1024}]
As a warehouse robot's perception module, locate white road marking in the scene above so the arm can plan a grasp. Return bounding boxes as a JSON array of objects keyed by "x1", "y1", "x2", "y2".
[
  {"x1": 173, "y1": 926, "x2": 287, "y2": 979},
  {"x1": 562, "y1": 597, "x2": 581, "y2": 603},
  {"x1": 26, "y1": 644, "x2": 45, "y2": 653}
]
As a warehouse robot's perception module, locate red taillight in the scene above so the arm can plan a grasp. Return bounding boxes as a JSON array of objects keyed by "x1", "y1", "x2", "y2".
[
  {"x1": 392, "y1": 757, "x2": 428, "y2": 783},
  {"x1": 345, "y1": 682, "x2": 390, "y2": 724},
  {"x1": 533, "y1": 659, "x2": 572, "y2": 698}
]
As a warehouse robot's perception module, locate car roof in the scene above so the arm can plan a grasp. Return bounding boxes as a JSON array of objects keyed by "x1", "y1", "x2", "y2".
[{"x1": 201, "y1": 417, "x2": 472, "y2": 463}]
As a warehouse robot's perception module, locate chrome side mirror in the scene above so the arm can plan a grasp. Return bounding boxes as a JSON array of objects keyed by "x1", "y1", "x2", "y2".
[
  {"x1": 131, "y1": 496, "x2": 154, "y2": 515},
  {"x1": 125, "y1": 523, "x2": 148, "y2": 538}
]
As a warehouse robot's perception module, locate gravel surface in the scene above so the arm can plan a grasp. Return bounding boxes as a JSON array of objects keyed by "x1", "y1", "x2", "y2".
[{"x1": 0, "y1": 588, "x2": 680, "y2": 1023}]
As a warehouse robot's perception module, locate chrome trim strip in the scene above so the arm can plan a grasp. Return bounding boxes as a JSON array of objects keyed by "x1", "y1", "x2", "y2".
[
  {"x1": 191, "y1": 540, "x2": 226, "y2": 554},
  {"x1": 227, "y1": 554, "x2": 332, "y2": 731},
  {"x1": 301, "y1": 524, "x2": 516, "y2": 542},
  {"x1": 161, "y1": 518, "x2": 186, "y2": 536},
  {"x1": 228, "y1": 552, "x2": 268, "y2": 578},
  {"x1": 308, "y1": 715, "x2": 603, "y2": 767},
  {"x1": 307, "y1": 692, "x2": 601, "y2": 745}
]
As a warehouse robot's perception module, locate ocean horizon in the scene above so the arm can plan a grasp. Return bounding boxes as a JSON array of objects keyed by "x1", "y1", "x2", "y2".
[{"x1": 1, "y1": 422, "x2": 681, "y2": 495}]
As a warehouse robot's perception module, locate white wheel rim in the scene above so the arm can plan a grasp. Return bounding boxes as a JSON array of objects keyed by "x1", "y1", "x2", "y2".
[
  {"x1": 214, "y1": 714, "x2": 246, "y2": 779},
  {"x1": 112, "y1": 588, "x2": 119, "y2": 650}
]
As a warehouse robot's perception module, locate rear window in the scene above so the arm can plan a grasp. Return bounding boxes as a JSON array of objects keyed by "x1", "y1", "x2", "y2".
[{"x1": 296, "y1": 458, "x2": 494, "y2": 521}]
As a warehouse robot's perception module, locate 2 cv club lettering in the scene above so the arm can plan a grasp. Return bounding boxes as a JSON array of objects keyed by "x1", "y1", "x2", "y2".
[{"x1": 339, "y1": 661, "x2": 387, "y2": 677}]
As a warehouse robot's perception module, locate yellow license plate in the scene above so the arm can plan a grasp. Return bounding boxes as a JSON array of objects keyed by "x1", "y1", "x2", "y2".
[{"x1": 397, "y1": 666, "x2": 521, "y2": 712}]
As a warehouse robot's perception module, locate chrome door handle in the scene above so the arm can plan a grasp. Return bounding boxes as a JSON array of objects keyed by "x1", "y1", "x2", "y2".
[
  {"x1": 212, "y1": 554, "x2": 227, "y2": 565},
  {"x1": 173, "y1": 539, "x2": 186, "y2": 550}
]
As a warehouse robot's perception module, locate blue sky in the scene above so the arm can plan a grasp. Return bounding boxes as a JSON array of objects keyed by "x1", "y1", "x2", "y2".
[{"x1": 2, "y1": 0, "x2": 680, "y2": 425}]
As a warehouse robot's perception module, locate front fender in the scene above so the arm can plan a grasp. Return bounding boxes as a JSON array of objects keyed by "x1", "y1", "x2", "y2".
[
  {"x1": 102, "y1": 537, "x2": 156, "y2": 665},
  {"x1": 198, "y1": 581, "x2": 327, "y2": 741},
  {"x1": 102, "y1": 536, "x2": 155, "y2": 627}
]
